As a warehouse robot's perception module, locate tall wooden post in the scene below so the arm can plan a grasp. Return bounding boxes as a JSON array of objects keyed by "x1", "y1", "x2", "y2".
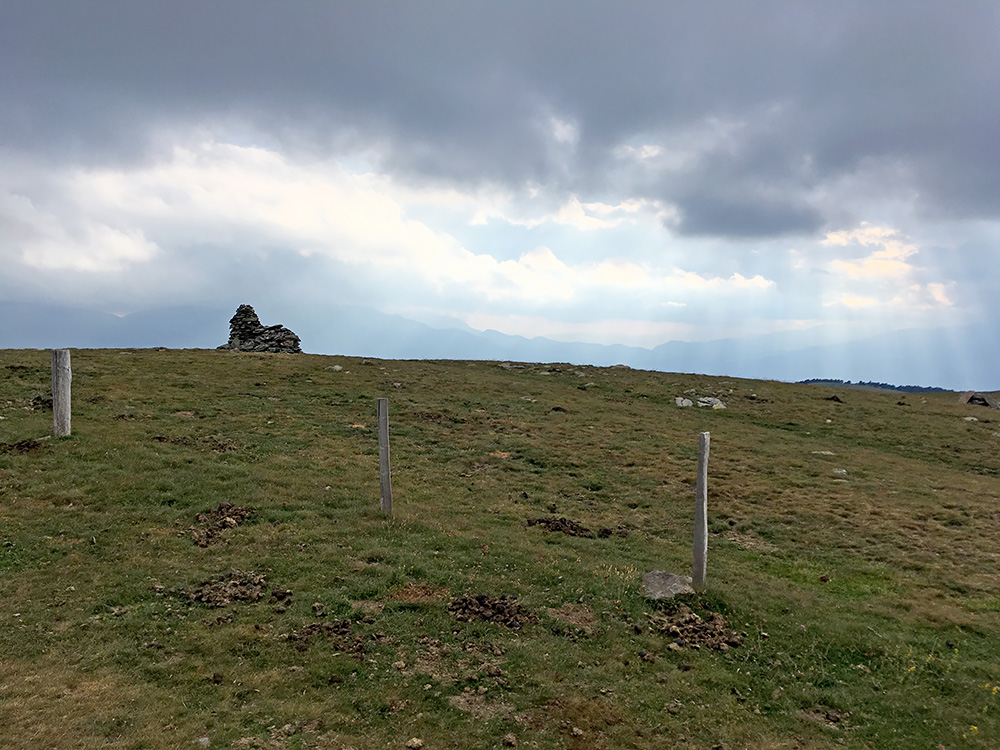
[
  {"x1": 692, "y1": 431, "x2": 710, "y2": 588},
  {"x1": 51, "y1": 349, "x2": 72, "y2": 437},
  {"x1": 377, "y1": 398, "x2": 392, "y2": 514}
]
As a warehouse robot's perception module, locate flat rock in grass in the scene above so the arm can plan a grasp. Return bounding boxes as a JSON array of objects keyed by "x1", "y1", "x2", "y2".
[
  {"x1": 642, "y1": 571, "x2": 694, "y2": 600},
  {"x1": 697, "y1": 396, "x2": 726, "y2": 409}
]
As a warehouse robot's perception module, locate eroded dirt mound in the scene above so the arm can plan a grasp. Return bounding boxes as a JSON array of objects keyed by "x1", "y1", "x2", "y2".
[
  {"x1": 526, "y1": 516, "x2": 594, "y2": 538},
  {"x1": 189, "y1": 569, "x2": 267, "y2": 607},
  {"x1": 649, "y1": 606, "x2": 744, "y2": 651},
  {"x1": 283, "y1": 621, "x2": 366, "y2": 657},
  {"x1": 0, "y1": 438, "x2": 45, "y2": 455},
  {"x1": 449, "y1": 594, "x2": 538, "y2": 629},
  {"x1": 30, "y1": 395, "x2": 52, "y2": 411},
  {"x1": 596, "y1": 525, "x2": 629, "y2": 538},
  {"x1": 188, "y1": 502, "x2": 255, "y2": 547}
]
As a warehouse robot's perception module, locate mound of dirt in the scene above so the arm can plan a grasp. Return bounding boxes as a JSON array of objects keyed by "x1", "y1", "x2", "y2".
[
  {"x1": 596, "y1": 525, "x2": 629, "y2": 538},
  {"x1": 283, "y1": 621, "x2": 366, "y2": 657},
  {"x1": 526, "y1": 516, "x2": 594, "y2": 538},
  {"x1": 449, "y1": 594, "x2": 538, "y2": 629},
  {"x1": 649, "y1": 606, "x2": 744, "y2": 651},
  {"x1": 188, "y1": 502, "x2": 255, "y2": 547},
  {"x1": 30, "y1": 395, "x2": 52, "y2": 411},
  {"x1": 0, "y1": 438, "x2": 45, "y2": 455},
  {"x1": 188, "y1": 569, "x2": 267, "y2": 607}
]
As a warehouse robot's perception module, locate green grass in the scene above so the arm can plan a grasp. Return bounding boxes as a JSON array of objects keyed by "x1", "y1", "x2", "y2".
[{"x1": 1, "y1": 349, "x2": 998, "y2": 749}]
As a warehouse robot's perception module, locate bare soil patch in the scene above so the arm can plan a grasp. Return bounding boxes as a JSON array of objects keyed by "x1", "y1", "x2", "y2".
[
  {"x1": 412, "y1": 638, "x2": 456, "y2": 682},
  {"x1": 724, "y1": 530, "x2": 778, "y2": 553},
  {"x1": 30, "y1": 395, "x2": 52, "y2": 411},
  {"x1": 649, "y1": 606, "x2": 745, "y2": 651},
  {"x1": 544, "y1": 603, "x2": 602, "y2": 636},
  {"x1": 283, "y1": 621, "x2": 366, "y2": 657},
  {"x1": 800, "y1": 707, "x2": 852, "y2": 729},
  {"x1": 188, "y1": 569, "x2": 268, "y2": 607},
  {"x1": 449, "y1": 594, "x2": 538, "y2": 629},
  {"x1": 527, "y1": 696, "x2": 624, "y2": 748},
  {"x1": 187, "y1": 502, "x2": 255, "y2": 547},
  {"x1": 0, "y1": 438, "x2": 45, "y2": 455},
  {"x1": 153, "y1": 434, "x2": 194, "y2": 446},
  {"x1": 392, "y1": 582, "x2": 450, "y2": 603},
  {"x1": 526, "y1": 516, "x2": 594, "y2": 538},
  {"x1": 526, "y1": 516, "x2": 628, "y2": 539},
  {"x1": 154, "y1": 435, "x2": 237, "y2": 452},
  {"x1": 448, "y1": 686, "x2": 514, "y2": 720}
]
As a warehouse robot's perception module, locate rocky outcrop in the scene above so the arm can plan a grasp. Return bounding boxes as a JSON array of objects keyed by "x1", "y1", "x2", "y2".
[
  {"x1": 218, "y1": 305, "x2": 302, "y2": 353},
  {"x1": 959, "y1": 391, "x2": 1000, "y2": 409}
]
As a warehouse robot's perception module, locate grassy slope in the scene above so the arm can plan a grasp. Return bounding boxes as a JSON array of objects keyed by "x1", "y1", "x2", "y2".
[{"x1": 1, "y1": 348, "x2": 998, "y2": 749}]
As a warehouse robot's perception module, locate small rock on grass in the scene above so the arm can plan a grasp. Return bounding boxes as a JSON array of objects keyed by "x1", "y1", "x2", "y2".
[
  {"x1": 502, "y1": 733, "x2": 518, "y2": 746},
  {"x1": 405, "y1": 739, "x2": 424, "y2": 749},
  {"x1": 642, "y1": 571, "x2": 694, "y2": 600}
]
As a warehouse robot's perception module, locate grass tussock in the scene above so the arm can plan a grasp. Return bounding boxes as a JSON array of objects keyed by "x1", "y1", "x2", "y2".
[{"x1": 1, "y1": 349, "x2": 999, "y2": 749}]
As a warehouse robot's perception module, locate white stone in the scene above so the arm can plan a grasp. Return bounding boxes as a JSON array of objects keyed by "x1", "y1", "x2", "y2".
[
  {"x1": 642, "y1": 571, "x2": 694, "y2": 599},
  {"x1": 697, "y1": 397, "x2": 726, "y2": 409},
  {"x1": 675, "y1": 397, "x2": 693, "y2": 407}
]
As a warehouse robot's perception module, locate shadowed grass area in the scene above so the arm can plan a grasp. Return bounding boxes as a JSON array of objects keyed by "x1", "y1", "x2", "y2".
[{"x1": 1, "y1": 349, "x2": 998, "y2": 749}]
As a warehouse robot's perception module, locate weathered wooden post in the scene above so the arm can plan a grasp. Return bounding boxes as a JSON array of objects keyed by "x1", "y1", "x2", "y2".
[
  {"x1": 692, "y1": 431, "x2": 710, "y2": 588},
  {"x1": 377, "y1": 398, "x2": 392, "y2": 514},
  {"x1": 51, "y1": 349, "x2": 71, "y2": 437}
]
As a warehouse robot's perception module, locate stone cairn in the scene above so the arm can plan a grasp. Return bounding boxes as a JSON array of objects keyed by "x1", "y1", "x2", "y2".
[{"x1": 218, "y1": 304, "x2": 302, "y2": 353}]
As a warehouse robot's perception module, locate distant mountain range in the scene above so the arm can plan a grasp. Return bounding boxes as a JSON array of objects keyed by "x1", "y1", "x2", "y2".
[{"x1": 2, "y1": 300, "x2": 997, "y2": 392}]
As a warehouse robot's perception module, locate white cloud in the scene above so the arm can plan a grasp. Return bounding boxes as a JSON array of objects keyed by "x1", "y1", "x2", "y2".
[
  {"x1": 824, "y1": 222, "x2": 918, "y2": 280},
  {"x1": 667, "y1": 269, "x2": 776, "y2": 291},
  {"x1": 2, "y1": 191, "x2": 158, "y2": 272},
  {"x1": 1, "y1": 138, "x2": 785, "y2": 338},
  {"x1": 550, "y1": 116, "x2": 580, "y2": 147},
  {"x1": 819, "y1": 222, "x2": 959, "y2": 319},
  {"x1": 824, "y1": 293, "x2": 878, "y2": 309}
]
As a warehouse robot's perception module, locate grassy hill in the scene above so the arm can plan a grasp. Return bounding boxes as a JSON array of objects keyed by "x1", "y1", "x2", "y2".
[{"x1": 1, "y1": 348, "x2": 998, "y2": 749}]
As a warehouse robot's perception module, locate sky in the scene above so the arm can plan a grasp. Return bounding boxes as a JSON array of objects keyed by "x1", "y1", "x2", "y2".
[{"x1": 2, "y1": 1, "x2": 999, "y2": 382}]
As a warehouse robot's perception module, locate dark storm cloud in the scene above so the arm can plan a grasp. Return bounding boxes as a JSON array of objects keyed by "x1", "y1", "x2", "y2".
[
  {"x1": 673, "y1": 192, "x2": 824, "y2": 238},
  {"x1": 3, "y1": 1, "x2": 999, "y2": 235}
]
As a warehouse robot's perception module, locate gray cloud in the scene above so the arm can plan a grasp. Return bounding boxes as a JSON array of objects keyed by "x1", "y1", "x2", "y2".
[{"x1": 4, "y1": 1, "x2": 999, "y2": 240}]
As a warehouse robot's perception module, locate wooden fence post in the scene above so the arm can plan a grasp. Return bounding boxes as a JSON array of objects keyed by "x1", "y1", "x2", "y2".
[
  {"x1": 51, "y1": 349, "x2": 71, "y2": 437},
  {"x1": 692, "y1": 431, "x2": 710, "y2": 588},
  {"x1": 377, "y1": 398, "x2": 392, "y2": 514}
]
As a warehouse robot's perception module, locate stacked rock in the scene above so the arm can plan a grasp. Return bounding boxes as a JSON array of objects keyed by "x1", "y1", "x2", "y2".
[{"x1": 218, "y1": 304, "x2": 302, "y2": 353}]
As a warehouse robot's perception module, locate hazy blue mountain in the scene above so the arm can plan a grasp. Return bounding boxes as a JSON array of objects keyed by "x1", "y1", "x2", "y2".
[
  {"x1": 0, "y1": 302, "x2": 230, "y2": 350},
  {"x1": 2, "y1": 301, "x2": 996, "y2": 391}
]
